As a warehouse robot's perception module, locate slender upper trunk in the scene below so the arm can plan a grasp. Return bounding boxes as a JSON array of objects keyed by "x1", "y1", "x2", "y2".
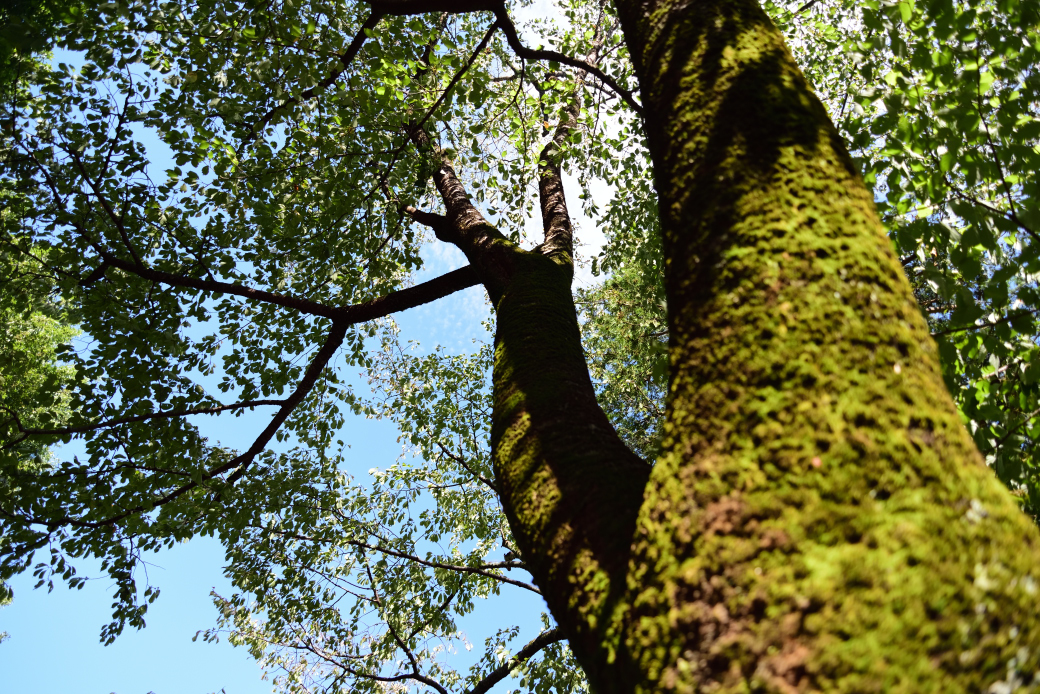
[
  {"x1": 409, "y1": 35, "x2": 652, "y2": 677},
  {"x1": 417, "y1": 153, "x2": 651, "y2": 675}
]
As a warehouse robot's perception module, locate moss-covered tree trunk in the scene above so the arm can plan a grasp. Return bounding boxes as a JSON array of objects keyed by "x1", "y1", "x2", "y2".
[
  {"x1": 410, "y1": 0, "x2": 1040, "y2": 689},
  {"x1": 481, "y1": 0, "x2": 1040, "y2": 692},
  {"x1": 601, "y1": 0, "x2": 1040, "y2": 690}
]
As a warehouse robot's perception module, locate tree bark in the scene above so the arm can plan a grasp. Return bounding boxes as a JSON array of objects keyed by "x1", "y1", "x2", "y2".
[
  {"x1": 417, "y1": 1, "x2": 1040, "y2": 690},
  {"x1": 588, "y1": 0, "x2": 1040, "y2": 691},
  {"x1": 410, "y1": 107, "x2": 651, "y2": 683}
]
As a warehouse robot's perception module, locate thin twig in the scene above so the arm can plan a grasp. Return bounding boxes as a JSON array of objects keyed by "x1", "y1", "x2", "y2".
[
  {"x1": 242, "y1": 12, "x2": 384, "y2": 146},
  {"x1": 346, "y1": 538, "x2": 539, "y2": 593},
  {"x1": 435, "y1": 441, "x2": 499, "y2": 493},
  {"x1": 68, "y1": 149, "x2": 144, "y2": 267},
  {"x1": 949, "y1": 187, "x2": 1040, "y2": 242},
  {"x1": 1, "y1": 399, "x2": 284, "y2": 448},
  {"x1": 996, "y1": 406, "x2": 1040, "y2": 450}
]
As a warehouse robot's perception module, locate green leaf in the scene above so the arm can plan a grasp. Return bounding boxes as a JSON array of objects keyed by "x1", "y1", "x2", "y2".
[{"x1": 898, "y1": 0, "x2": 914, "y2": 23}]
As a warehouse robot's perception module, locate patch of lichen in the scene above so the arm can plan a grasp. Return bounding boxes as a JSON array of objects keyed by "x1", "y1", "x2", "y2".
[{"x1": 609, "y1": 0, "x2": 1040, "y2": 691}]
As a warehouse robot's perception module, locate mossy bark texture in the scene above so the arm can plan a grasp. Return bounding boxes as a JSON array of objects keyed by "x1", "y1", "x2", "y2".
[
  {"x1": 600, "y1": 0, "x2": 1040, "y2": 691},
  {"x1": 421, "y1": 1, "x2": 1040, "y2": 690},
  {"x1": 408, "y1": 138, "x2": 651, "y2": 680}
]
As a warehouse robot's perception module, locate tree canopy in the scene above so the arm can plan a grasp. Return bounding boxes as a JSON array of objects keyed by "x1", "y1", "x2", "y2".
[{"x1": 2, "y1": 0, "x2": 1040, "y2": 690}]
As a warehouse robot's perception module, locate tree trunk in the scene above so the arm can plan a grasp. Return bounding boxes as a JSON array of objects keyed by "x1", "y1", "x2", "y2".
[{"x1": 487, "y1": 0, "x2": 1040, "y2": 691}]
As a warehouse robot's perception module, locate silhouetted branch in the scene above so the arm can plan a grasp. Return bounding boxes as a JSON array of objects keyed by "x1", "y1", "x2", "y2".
[
  {"x1": 367, "y1": 0, "x2": 499, "y2": 14},
  {"x1": 243, "y1": 12, "x2": 384, "y2": 144},
  {"x1": 931, "y1": 307, "x2": 1040, "y2": 337},
  {"x1": 1, "y1": 399, "x2": 285, "y2": 448},
  {"x1": 465, "y1": 627, "x2": 564, "y2": 694},
  {"x1": 494, "y1": 6, "x2": 642, "y2": 114},
  {"x1": 354, "y1": 540, "x2": 541, "y2": 593},
  {"x1": 996, "y1": 406, "x2": 1040, "y2": 450}
]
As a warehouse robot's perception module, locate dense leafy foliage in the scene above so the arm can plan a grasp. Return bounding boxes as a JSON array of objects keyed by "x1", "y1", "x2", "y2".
[
  {"x1": 576, "y1": 265, "x2": 666, "y2": 462},
  {"x1": 0, "y1": 0, "x2": 626, "y2": 687},
  {"x1": 0, "y1": 0, "x2": 82, "y2": 87},
  {"x1": 0, "y1": 245, "x2": 78, "y2": 606},
  {"x1": 1, "y1": 4, "x2": 82, "y2": 608}
]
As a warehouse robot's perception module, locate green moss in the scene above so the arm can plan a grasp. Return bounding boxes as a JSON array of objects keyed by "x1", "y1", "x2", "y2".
[
  {"x1": 604, "y1": 0, "x2": 1040, "y2": 691},
  {"x1": 490, "y1": 248, "x2": 651, "y2": 679}
]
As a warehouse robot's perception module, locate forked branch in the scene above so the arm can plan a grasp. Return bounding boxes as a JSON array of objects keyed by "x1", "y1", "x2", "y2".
[
  {"x1": 494, "y1": 6, "x2": 642, "y2": 114},
  {"x1": 377, "y1": 19, "x2": 498, "y2": 217}
]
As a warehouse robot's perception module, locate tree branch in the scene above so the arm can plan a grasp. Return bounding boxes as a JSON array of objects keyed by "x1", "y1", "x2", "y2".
[
  {"x1": 360, "y1": 0, "x2": 642, "y2": 114},
  {"x1": 1, "y1": 399, "x2": 285, "y2": 446},
  {"x1": 46, "y1": 146, "x2": 481, "y2": 319},
  {"x1": 93, "y1": 251, "x2": 347, "y2": 317},
  {"x1": 364, "y1": 20, "x2": 498, "y2": 254},
  {"x1": 465, "y1": 627, "x2": 564, "y2": 694},
  {"x1": 996, "y1": 406, "x2": 1040, "y2": 450},
  {"x1": 335, "y1": 265, "x2": 480, "y2": 321},
  {"x1": 366, "y1": 563, "x2": 449, "y2": 694},
  {"x1": 435, "y1": 440, "x2": 499, "y2": 493},
  {"x1": 220, "y1": 320, "x2": 349, "y2": 484},
  {"x1": 349, "y1": 538, "x2": 541, "y2": 593},
  {"x1": 367, "y1": 0, "x2": 499, "y2": 15},
  {"x1": 405, "y1": 206, "x2": 456, "y2": 241},
  {"x1": 78, "y1": 259, "x2": 110, "y2": 287},
  {"x1": 949, "y1": 187, "x2": 1040, "y2": 243},
  {"x1": 974, "y1": 57, "x2": 1028, "y2": 243},
  {"x1": 273, "y1": 527, "x2": 524, "y2": 571},
  {"x1": 408, "y1": 20, "x2": 499, "y2": 151},
  {"x1": 536, "y1": 7, "x2": 607, "y2": 261},
  {"x1": 68, "y1": 150, "x2": 144, "y2": 267},
  {"x1": 394, "y1": 24, "x2": 518, "y2": 297},
  {"x1": 243, "y1": 12, "x2": 384, "y2": 144},
  {"x1": 931, "y1": 307, "x2": 1040, "y2": 337},
  {"x1": 407, "y1": 588, "x2": 459, "y2": 639},
  {"x1": 95, "y1": 251, "x2": 477, "y2": 320},
  {"x1": 383, "y1": 19, "x2": 497, "y2": 221},
  {"x1": 494, "y1": 6, "x2": 642, "y2": 114},
  {"x1": 12, "y1": 322, "x2": 348, "y2": 530},
  {"x1": 4, "y1": 249, "x2": 477, "y2": 532}
]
